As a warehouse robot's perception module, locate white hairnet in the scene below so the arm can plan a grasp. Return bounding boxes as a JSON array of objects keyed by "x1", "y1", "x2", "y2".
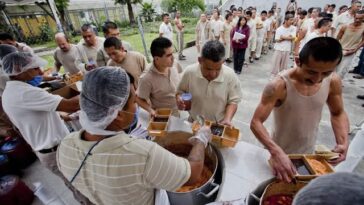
[
  {"x1": 79, "y1": 67, "x2": 131, "y2": 135},
  {"x1": 2, "y1": 52, "x2": 47, "y2": 76},
  {"x1": 0, "y1": 45, "x2": 17, "y2": 59}
]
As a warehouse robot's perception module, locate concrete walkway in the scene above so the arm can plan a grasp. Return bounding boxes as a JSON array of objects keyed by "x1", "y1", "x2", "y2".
[{"x1": 23, "y1": 46, "x2": 364, "y2": 205}]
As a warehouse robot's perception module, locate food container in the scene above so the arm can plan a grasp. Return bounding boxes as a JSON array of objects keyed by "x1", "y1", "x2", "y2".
[
  {"x1": 288, "y1": 154, "x2": 334, "y2": 180},
  {"x1": 247, "y1": 178, "x2": 308, "y2": 205},
  {"x1": 181, "y1": 93, "x2": 192, "y2": 111},
  {"x1": 0, "y1": 175, "x2": 34, "y2": 205},
  {"x1": 64, "y1": 73, "x2": 83, "y2": 85},
  {"x1": 147, "y1": 109, "x2": 172, "y2": 137},
  {"x1": 0, "y1": 137, "x2": 37, "y2": 169},
  {"x1": 192, "y1": 121, "x2": 239, "y2": 148},
  {"x1": 154, "y1": 131, "x2": 220, "y2": 205}
]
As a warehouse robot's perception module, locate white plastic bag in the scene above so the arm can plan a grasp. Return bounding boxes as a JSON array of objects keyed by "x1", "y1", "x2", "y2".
[{"x1": 155, "y1": 189, "x2": 170, "y2": 205}]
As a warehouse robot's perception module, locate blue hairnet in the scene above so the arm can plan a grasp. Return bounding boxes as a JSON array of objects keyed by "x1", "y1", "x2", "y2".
[
  {"x1": 2, "y1": 52, "x2": 46, "y2": 76},
  {"x1": 79, "y1": 67, "x2": 130, "y2": 135}
]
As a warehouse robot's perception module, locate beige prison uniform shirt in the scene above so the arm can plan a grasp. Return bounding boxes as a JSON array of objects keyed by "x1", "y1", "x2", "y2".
[
  {"x1": 332, "y1": 11, "x2": 354, "y2": 37},
  {"x1": 76, "y1": 37, "x2": 105, "y2": 72},
  {"x1": 57, "y1": 130, "x2": 190, "y2": 205},
  {"x1": 97, "y1": 40, "x2": 133, "y2": 67},
  {"x1": 54, "y1": 44, "x2": 81, "y2": 74},
  {"x1": 107, "y1": 51, "x2": 147, "y2": 88},
  {"x1": 177, "y1": 63, "x2": 242, "y2": 122},
  {"x1": 137, "y1": 63, "x2": 182, "y2": 111}
]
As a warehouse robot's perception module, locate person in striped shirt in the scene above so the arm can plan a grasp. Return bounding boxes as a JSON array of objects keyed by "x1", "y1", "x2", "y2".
[{"x1": 57, "y1": 67, "x2": 212, "y2": 205}]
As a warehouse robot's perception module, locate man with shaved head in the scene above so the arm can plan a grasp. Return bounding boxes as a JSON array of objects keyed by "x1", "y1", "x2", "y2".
[{"x1": 53, "y1": 33, "x2": 81, "y2": 74}]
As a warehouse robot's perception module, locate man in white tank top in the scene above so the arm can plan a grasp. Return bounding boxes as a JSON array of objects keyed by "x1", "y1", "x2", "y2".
[{"x1": 250, "y1": 37, "x2": 349, "y2": 183}]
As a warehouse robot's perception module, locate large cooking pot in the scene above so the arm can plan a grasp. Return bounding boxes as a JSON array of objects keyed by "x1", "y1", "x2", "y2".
[
  {"x1": 0, "y1": 175, "x2": 34, "y2": 205},
  {"x1": 154, "y1": 131, "x2": 220, "y2": 205},
  {"x1": 0, "y1": 137, "x2": 36, "y2": 169}
]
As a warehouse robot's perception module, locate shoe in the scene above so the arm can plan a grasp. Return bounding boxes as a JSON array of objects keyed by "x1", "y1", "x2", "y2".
[
  {"x1": 255, "y1": 57, "x2": 260, "y2": 60},
  {"x1": 362, "y1": 104, "x2": 364, "y2": 107},
  {"x1": 182, "y1": 54, "x2": 186, "y2": 57},
  {"x1": 357, "y1": 95, "x2": 364, "y2": 100},
  {"x1": 225, "y1": 58, "x2": 232, "y2": 63},
  {"x1": 249, "y1": 58, "x2": 254, "y2": 63},
  {"x1": 353, "y1": 75, "x2": 364, "y2": 79},
  {"x1": 179, "y1": 56, "x2": 186, "y2": 60}
]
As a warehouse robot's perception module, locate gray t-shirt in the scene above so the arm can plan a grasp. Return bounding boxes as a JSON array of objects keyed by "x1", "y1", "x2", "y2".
[{"x1": 54, "y1": 44, "x2": 81, "y2": 74}]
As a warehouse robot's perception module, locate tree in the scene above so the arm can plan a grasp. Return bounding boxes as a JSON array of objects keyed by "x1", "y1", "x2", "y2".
[
  {"x1": 115, "y1": 0, "x2": 142, "y2": 25},
  {"x1": 54, "y1": 0, "x2": 70, "y2": 32},
  {"x1": 140, "y1": 2, "x2": 156, "y2": 22},
  {"x1": 161, "y1": 0, "x2": 205, "y2": 14}
]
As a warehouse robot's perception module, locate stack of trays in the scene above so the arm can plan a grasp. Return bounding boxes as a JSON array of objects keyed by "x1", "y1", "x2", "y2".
[
  {"x1": 147, "y1": 109, "x2": 172, "y2": 138},
  {"x1": 192, "y1": 121, "x2": 240, "y2": 147},
  {"x1": 289, "y1": 154, "x2": 335, "y2": 180}
]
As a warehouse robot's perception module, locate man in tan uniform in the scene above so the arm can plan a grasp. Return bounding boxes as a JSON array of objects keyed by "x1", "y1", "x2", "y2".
[
  {"x1": 97, "y1": 21, "x2": 133, "y2": 66},
  {"x1": 177, "y1": 41, "x2": 242, "y2": 126},
  {"x1": 195, "y1": 14, "x2": 212, "y2": 53},
  {"x1": 76, "y1": 23, "x2": 105, "y2": 72},
  {"x1": 336, "y1": 10, "x2": 364, "y2": 79},
  {"x1": 53, "y1": 33, "x2": 81, "y2": 74},
  {"x1": 104, "y1": 37, "x2": 147, "y2": 88},
  {"x1": 174, "y1": 11, "x2": 186, "y2": 60},
  {"x1": 251, "y1": 37, "x2": 349, "y2": 183},
  {"x1": 137, "y1": 37, "x2": 182, "y2": 116}
]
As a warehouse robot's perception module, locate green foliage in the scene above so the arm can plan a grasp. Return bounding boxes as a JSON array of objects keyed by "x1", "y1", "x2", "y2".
[
  {"x1": 140, "y1": 2, "x2": 156, "y2": 22},
  {"x1": 161, "y1": 0, "x2": 205, "y2": 13},
  {"x1": 39, "y1": 21, "x2": 53, "y2": 42},
  {"x1": 54, "y1": 0, "x2": 69, "y2": 13}
]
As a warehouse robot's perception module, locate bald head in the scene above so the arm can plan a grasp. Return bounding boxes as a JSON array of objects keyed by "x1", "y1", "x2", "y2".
[{"x1": 55, "y1": 33, "x2": 70, "y2": 52}]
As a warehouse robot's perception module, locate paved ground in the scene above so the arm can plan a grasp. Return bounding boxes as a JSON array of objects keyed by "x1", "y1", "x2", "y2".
[{"x1": 22, "y1": 46, "x2": 364, "y2": 205}]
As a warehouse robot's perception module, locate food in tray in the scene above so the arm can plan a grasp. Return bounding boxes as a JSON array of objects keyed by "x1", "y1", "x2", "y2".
[
  {"x1": 291, "y1": 159, "x2": 311, "y2": 175},
  {"x1": 176, "y1": 165, "x2": 212, "y2": 192},
  {"x1": 211, "y1": 124, "x2": 224, "y2": 136},
  {"x1": 306, "y1": 158, "x2": 331, "y2": 175},
  {"x1": 153, "y1": 117, "x2": 169, "y2": 122},
  {"x1": 165, "y1": 144, "x2": 214, "y2": 192},
  {"x1": 263, "y1": 194, "x2": 293, "y2": 205}
]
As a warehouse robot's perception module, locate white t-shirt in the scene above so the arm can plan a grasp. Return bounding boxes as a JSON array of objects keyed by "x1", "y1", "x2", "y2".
[
  {"x1": 247, "y1": 19, "x2": 257, "y2": 38},
  {"x1": 2, "y1": 81, "x2": 69, "y2": 151},
  {"x1": 159, "y1": 22, "x2": 173, "y2": 41},
  {"x1": 274, "y1": 25, "x2": 296, "y2": 52},
  {"x1": 262, "y1": 19, "x2": 271, "y2": 33},
  {"x1": 210, "y1": 19, "x2": 224, "y2": 37},
  {"x1": 332, "y1": 11, "x2": 354, "y2": 37},
  {"x1": 299, "y1": 30, "x2": 321, "y2": 52}
]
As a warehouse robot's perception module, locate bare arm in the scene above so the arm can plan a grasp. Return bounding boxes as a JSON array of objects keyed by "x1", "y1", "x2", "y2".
[
  {"x1": 336, "y1": 26, "x2": 346, "y2": 41},
  {"x1": 56, "y1": 96, "x2": 80, "y2": 113},
  {"x1": 220, "y1": 104, "x2": 237, "y2": 126},
  {"x1": 136, "y1": 96, "x2": 155, "y2": 116},
  {"x1": 185, "y1": 142, "x2": 205, "y2": 185},
  {"x1": 326, "y1": 74, "x2": 349, "y2": 165},
  {"x1": 250, "y1": 79, "x2": 296, "y2": 182}
]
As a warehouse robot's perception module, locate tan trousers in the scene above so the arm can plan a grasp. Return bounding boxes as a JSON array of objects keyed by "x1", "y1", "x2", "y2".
[
  {"x1": 271, "y1": 50, "x2": 290, "y2": 75},
  {"x1": 176, "y1": 31, "x2": 184, "y2": 57},
  {"x1": 36, "y1": 151, "x2": 94, "y2": 205}
]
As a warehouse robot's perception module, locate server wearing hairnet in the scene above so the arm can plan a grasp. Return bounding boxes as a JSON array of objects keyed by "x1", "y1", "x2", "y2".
[
  {"x1": 1, "y1": 52, "x2": 92, "y2": 204},
  {"x1": 57, "y1": 67, "x2": 212, "y2": 205}
]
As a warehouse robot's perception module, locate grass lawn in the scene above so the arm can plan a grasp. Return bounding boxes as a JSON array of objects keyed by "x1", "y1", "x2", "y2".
[{"x1": 41, "y1": 32, "x2": 196, "y2": 69}]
